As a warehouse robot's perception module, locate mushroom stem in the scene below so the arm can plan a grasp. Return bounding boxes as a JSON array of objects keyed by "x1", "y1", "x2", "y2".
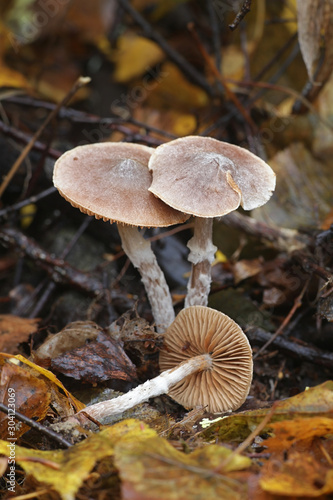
[
  {"x1": 185, "y1": 218, "x2": 217, "y2": 308},
  {"x1": 77, "y1": 354, "x2": 212, "y2": 421},
  {"x1": 117, "y1": 225, "x2": 175, "y2": 333}
]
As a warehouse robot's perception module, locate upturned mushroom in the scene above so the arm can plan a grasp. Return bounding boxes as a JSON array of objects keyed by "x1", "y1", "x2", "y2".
[
  {"x1": 76, "y1": 305, "x2": 253, "y2": 420},
  {"x1": 148, "y1": 136, "x2": 276, "y2": 307},
  {"x1": 53, "y1": 142, "x2": 188, "y2": 332}
]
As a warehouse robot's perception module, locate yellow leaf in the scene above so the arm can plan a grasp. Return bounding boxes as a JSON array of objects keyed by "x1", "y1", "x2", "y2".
[
  {"x1": 264, "y1": 416, "x2": 333, "y2": 453},
  {"x1": 0, "y1": 419, "x2": 157, "y2": 500},
  {"x1": 112, "y1": 34, "x2": 164, "y2": 83},
  {"x1": 115, "y1": 436, "x2": 251, "y2": 500},
  {"x1": 147, "y1": 62, "x2": 209, "y2": 110},
  {"x1": 260, "y1": 451, "x2": 333, "y2": 497}
]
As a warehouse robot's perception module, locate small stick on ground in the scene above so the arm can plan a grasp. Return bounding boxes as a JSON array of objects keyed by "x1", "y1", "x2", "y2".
[
  {"x1": 0, "y1": 402, "x2": 72, "y2": 448},
  {"x1": 229, "y1": 0, "x2": 252, "y2": 31},
  {"x1": 253, "y1": 279, "x2": 310, "y2": 359},
  {"x1": 0, "y1": 76, "x2": 91, "y2": 198}
]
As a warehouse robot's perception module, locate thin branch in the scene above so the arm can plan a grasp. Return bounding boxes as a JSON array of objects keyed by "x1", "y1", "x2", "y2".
[
  {"x1": 0, "y1": 402, "x2": 72, "y2": 448},
  {"x1": 116, "y1": 0, "x2": 215, "y2": 96},
  {"x1": 229, "y1": 0, "x2": 252, "y2": 31},
  {"x1": 0, "y1": 76, "x2": 91, "y2": 198}
]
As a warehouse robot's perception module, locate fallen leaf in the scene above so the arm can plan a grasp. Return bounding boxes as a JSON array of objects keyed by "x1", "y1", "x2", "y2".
[
  {"x1": 51, "y1": 332, "x2": 137, "y2": 384},
  {"x1": 0, "y1": 419, "x2": 157, "y2": 500},
  {"x1": 253, "y1": 143, "x2": 333, "y2": 230},
  {"x1": 264, "y1": 416, "x2": 333, "y2": 453},
  {"x1": 0, "y1": 315, "x2": 39, "y2": 354},
  {"x1": 34, "y1": 321, "x2": 102, "y2": 360},
  {"x1": 115, "y1": 435, "x2": 251, "y2": 500},
  {"x1": 260, "y1": 450, "x2": 333, "y2": 497},
  {"x1": 8, "y1": 354, "x2": 85, "y2": 413},
  {"x1": 0, "y1": 355, "x2": 51, "y2": 439},
  {"x1": 146, "y1": 62, "x2": 209, "y2": 110},
  {"x1": 296, "y1": 0, "x2": 331, "y2": 80},
  {"x1": 112, "y1": 33, "x2": 165, "y2": 83},
  {"x1": 202, "y1": 381, "x2": 333, "y2": 443}
]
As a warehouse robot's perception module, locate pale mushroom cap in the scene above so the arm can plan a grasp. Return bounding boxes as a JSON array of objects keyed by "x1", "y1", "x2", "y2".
[
  {"x1": 53, "y1": 142, "x2": 189, "y2": 227},
  {"x1": 148, "y1": 136, "x2": 276, "y2": 215},
  {"x1": 159, "y1": 306, "x2": 253, "y2": 413}
]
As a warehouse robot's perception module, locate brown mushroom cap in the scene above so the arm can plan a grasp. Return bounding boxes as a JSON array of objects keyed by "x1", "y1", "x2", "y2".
[
  {"x1": 53, "y1": 142, "x2": 189, "y2": 227},
  {"x1": 159, "y1": 306, "x2": 253, "y2": 412},
  {"x1": 148, "y1": 136, "x2": 276, "y2": 215}
]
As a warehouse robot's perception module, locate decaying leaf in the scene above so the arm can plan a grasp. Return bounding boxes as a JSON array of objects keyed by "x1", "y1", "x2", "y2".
[
  {"x1": 296, "y1": 0, "x2": 332, "y2": 80},
  {"x1": 50, "y1": 332, "x2": 137, "y2": 384},
  {"x1": 264, "y1": 416, "x2": 333, "y2": 453},
  {"x1": 0, "y1": 354, "x2": 51, "y2": 439},
  {"x1": 34, "y1": 321, "x2": 102, "y2": 361},
  {"x1": 0, "y1": 353, "x2": 84, "y2": 438},
  {"x1": 260, "y1": 450, "x2": 333, "y2": 497},
  {"x1": 0, "y1": 420, "x2": 157, "y2": 500},
  {"x1": 0, "y1": 314, "x2": 39, "y2": 354},
  {"x1": 253, "y1": 143, "x2": 333, "y2": 230},
  {"x1": 115, "y1": 435, "x2": 251, "y2": 500},
  {"x1": 14, "y1": 354, "x2": 85, "y2": 412},
  {"x1": 202, "y1": 381, "x2": 333, "y2": 443}
]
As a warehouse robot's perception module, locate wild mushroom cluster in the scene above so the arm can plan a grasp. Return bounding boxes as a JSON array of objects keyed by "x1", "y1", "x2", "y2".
[{"x1": 53, "y1": 136, "x2": 275, "y2": 417}]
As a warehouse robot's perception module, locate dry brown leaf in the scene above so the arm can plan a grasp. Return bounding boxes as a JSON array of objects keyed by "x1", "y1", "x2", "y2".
[
  {"x1": 0, "y1": 355, "x2": 51, "y2": 439},
  {"x1": 297, "y1": 0, "x2": 333, "y2": 81},
  {"x1": 0, "y1": 315, "x2": 39, "y2": 354}
]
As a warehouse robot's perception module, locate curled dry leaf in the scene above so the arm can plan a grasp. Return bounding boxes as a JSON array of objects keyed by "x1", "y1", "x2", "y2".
[
  {"x1": 34, "y1": 321, "x2": 102, "y2": 361},
  {"x1": 51, "y1": 332, "x2": 137, "y2": 384},
  {"x1": 296, "y1": 0, "x2": 333, "y2": 81},
  {"x1": 0, "y1": 354, "x2": 51, "y2": 439}
]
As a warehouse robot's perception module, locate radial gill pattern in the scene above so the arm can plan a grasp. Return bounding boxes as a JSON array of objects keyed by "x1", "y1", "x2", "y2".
[{"x1": 159, "y1": 306, "x2": 253, "y2": 413}]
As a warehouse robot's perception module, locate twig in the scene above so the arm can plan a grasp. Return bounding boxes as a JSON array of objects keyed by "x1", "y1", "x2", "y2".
[
  {"x1": 187, "y1": 22, "x2": 258, "y2": 133},
  {"x1": 0, "y1": 119, "x2": 61, "y2": 159},
  {"x1": 247, "y1": 328, "x2": 333, "y2": 370},
  {"x1": 28, "y1": 216, "x2": 93, "y2": 318},
  {"x1": 0, "y1": 76, "x2": 91, "y2": 198},
  {"x1": 229, "y1": 0, "x2": 252, "y2": 30},
  {"x1": 206, "y1": 0, "x2": 222, "y2": 71},
  {"x1": 0, "y1": 227, "x2": 105, "y2": 296},
  {"x1": 116, "y1": 0, "x2": 215, "y2": 96},
  {"x1": 0, "y1": 186, "x2": 57, "y2": 218},
  {"x1": 253, "y1": 279, "x2": 309, "y2": 359},
  {"x1": 0, "y1": 402, "x2": 72, "y2": 448},
  {"x1": 3, "y1": 95, "x2": 177, "y2": 140},
  {"x1": 220, "y1": 212, "x2": 309, "y2": 252},
  {"x1": 228, "y1": 78, "x2": 333, "y2": 131},
  {"x1": 215, "y1": 403, "x2": 276, "y2": 472}
]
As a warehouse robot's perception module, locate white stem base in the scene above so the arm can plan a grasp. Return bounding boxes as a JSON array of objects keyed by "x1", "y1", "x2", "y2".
[
  {"x1": 118, "y1": 225, "x2": 175, "y2": 333},
  {"x1": 78, "y1": 354, "x2": 211, "y2": 421},
  {"x1": 185, "y1": 218, "x2": 217, "y2": 307}
]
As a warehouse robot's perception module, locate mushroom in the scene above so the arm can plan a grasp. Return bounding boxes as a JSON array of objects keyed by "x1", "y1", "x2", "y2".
[
  {"x1": 75, "y1": 305, "x2": 253, "y2": 420},
  {"x1": 148, "y1": 136, "x2": 276, "y2": 307},
  {"x1": 53, "y1": 142, "x2": 189, "y2": 332}
]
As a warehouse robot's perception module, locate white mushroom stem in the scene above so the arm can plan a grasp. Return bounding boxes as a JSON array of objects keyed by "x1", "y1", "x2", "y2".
[
  {"x1": 185, "y1": 218, "x2": 217, "y2": 308},
  {"x1": 117, "y1": 225, "x2": 175, "y2": 333},
  {"x1": 77, "y1": 354, "x2": 212, "y2": 421}
]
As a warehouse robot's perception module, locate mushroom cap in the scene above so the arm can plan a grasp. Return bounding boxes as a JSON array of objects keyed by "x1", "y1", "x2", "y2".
[
  {"x1": 53, "y1": 142, "x2": 189, "y2": 227},
  {"x1": 148, "y1": 136, "x2": 276, "y2": 215},
  {"x1": 159, "y1": 306, "x2": 253, "y2": 413}
]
